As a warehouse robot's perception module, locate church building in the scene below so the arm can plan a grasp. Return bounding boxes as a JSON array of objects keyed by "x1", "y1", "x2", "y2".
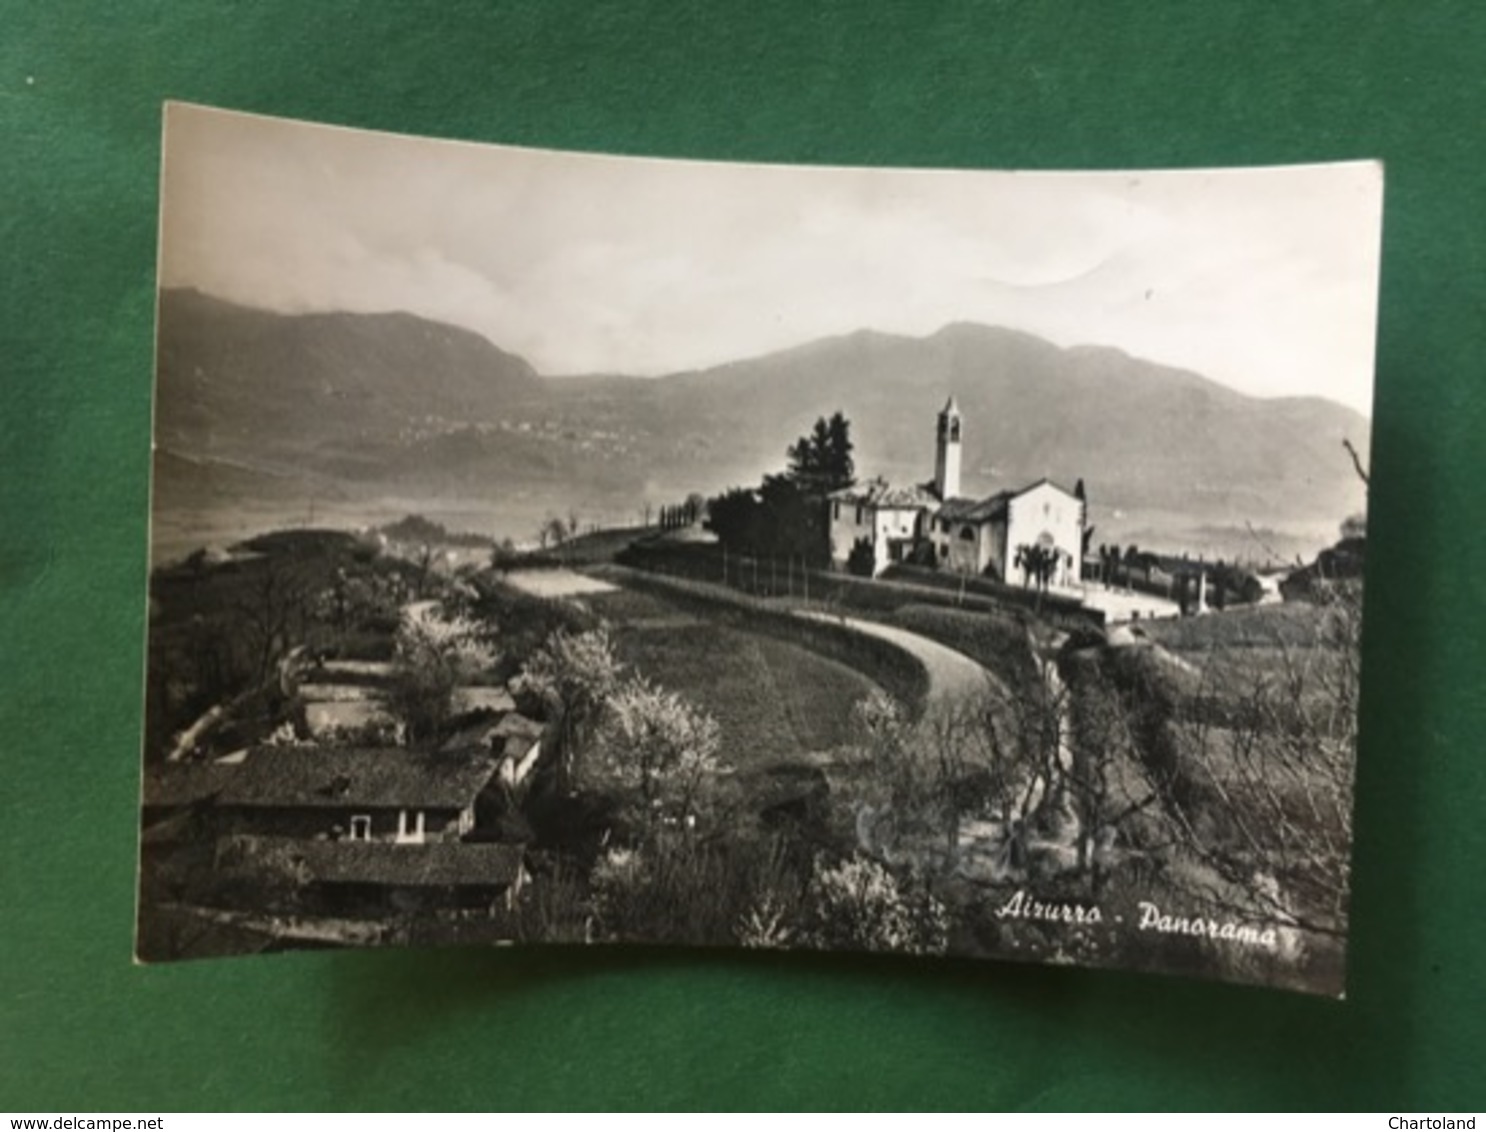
[{"x1": 828, "y1": 397, "x2": 1086, "y2": 588}]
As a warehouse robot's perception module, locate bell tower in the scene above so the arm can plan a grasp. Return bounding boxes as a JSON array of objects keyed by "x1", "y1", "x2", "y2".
[{"x1": 934, "y1": 395, "x2": 962, "y2": 500}]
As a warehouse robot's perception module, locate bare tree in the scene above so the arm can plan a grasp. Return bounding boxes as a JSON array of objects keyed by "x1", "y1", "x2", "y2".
[
  {"x1": 1171, "y1": 586, "x2": 1360, "y2": 938},
  {"x1": 851, "y1": 681, "x2": 1047, "y2": 876},
  {"x1": 234, "y1": 559, "x2": 312, "y2": 686}
]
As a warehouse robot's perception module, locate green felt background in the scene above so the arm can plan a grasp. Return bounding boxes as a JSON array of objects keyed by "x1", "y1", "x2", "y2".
[{"x1": 3, "y1": 0, "x2": 1484, "y2": 1112}]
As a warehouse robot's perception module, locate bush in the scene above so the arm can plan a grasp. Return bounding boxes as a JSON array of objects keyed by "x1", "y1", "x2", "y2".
[
  {"x1": 587, "y1": 834, "x2": 807, "y2": 947},
  {"x1": 883, "y1": 562, "x2": 1097, "y2": 627},
  {"x1": 846, "y1": 538, "x2": 876, "y2": 577},
  {"x1": 802, "y1": 854, "x2": 950, "y2": 955}
]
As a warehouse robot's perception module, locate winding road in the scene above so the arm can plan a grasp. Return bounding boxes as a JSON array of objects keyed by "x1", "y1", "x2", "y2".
[{"x1": 793, "y1": 610, "x2": 1003, "y2": 709}]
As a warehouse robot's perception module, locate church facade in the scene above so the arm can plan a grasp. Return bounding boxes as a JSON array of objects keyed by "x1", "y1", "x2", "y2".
[{"x1": 828, "y1": 397, "x2": 1086, "y2": 589}]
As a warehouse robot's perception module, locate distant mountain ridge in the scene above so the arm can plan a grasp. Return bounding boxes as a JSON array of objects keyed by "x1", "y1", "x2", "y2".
[
  {"x1": 155, "y1": 289, "x2": 546, "y2": 464},
  {"x1": 153, "y1": 289, "x2": 1372, "y2": 545}
]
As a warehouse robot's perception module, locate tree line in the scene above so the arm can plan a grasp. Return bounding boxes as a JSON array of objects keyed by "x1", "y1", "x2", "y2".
[{"x1": 704, "y1": 410, "x2": 855, "y2": 565}]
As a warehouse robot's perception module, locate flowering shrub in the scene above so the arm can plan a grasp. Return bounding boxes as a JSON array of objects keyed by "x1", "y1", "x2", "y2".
[
  {"x1": 512, "y1": 627, "x2": 623, "y2": 790},
  {"x1": 512, "y1": 627, "x2": 622, "y2": 716},
  {"x1": 853, "y1": 687, "x2": 908, "y2": 748},
  {"x1": 804, "y1": 854, "x2": 950, "y2": 956},
  {"x1": 588, "y1": 845, "x2": 649, "y2": 934},
  {"x1": 591, "y1": 677, "x2": 723, "y2": 833},
  {"x1": 385, "y1": 608, "x2": 498, "y2": 743}
]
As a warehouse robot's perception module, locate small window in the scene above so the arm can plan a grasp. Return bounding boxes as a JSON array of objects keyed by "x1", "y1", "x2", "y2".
[
  {"x1": 938, "y1": 545, "x2": 948, "y2": 560},
  {"x1": 855, "y1": 505, "x2": 864, "y2": 525},
  {"x1": 349, "y1": 815, "x2": 371, "y2": 842},
  {"x1": 960, "y1": 525, "x2": 976, "y2": 541},
  {"x1": 832, "y1": 501, "x2": 840, "y2": 520}
]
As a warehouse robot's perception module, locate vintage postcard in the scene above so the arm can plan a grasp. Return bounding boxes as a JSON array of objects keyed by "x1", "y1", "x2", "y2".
[{"x1": 138, "y1": 104, "x2": 1381, "y2": 995}]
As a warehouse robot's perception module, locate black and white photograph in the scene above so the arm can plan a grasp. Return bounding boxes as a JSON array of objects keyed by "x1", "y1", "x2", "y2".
[{"x1": 138, "y1": 103, "x2": 1381, "y2": 996}]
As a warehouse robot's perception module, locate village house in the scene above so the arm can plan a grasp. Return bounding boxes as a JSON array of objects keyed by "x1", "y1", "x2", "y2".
[
  {"x1": 440, "y1": 710, "x2": 545, "y2": 790},
  {"x1": 141, "y1": 761, "x2": 241, "y2": 846},
  {"x1": 294, "y1": 657, "x2": 518, "y2": 741},
  {"x1": 213, "y1": 745, "x2": 501, "y2": 845},
  {"x1": 828, "y1": 396, "x2": 1087, "y2": 588},
  {"x1": 825, "y1": 478, "x2": 941, "y2": 575}
]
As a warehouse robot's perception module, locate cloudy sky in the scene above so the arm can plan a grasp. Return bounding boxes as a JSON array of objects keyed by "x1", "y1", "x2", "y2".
[{"x1": 160, "y1": 104, "x2": 1383, "y2": 415}]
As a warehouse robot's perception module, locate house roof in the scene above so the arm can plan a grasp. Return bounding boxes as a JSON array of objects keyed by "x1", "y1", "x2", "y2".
[
  {"x1": 141, "y1": 762, "x2": 241, "y2": 809},
  {"x1": 305, "y1": 840, "x2": 525, "y2": 888},
  {"x1": 217, "y1": 747, "x2": 499, "y2": 811},
  {"x1": 451, "y1": 686, "x2": 517, "y2": 716},
  {"x1": 829, "y1": 477, "x2": 941, "y2": 510},
  {"x1": 439, "y1": 721, "x2": 499, "y2": 755},
  {"x1": 140, "y1": 810, "x2": 197, "y2": 846},
  {"x1": 500, "y1": 733, "x2": 540, "y2": 762},
  {"x1": 491, "y1": 712, "x2": 544, "y2": 740},
  {"x1": 231, "y1": 836, "x2": 527, "y2": 889},
  {"x1": 439, "y1": 712, "x2": 545, "y2": 756}
]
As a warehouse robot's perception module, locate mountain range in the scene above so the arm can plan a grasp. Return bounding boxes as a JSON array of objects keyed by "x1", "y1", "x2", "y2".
[{"x1": 152, "y1": 288, "x2": 1372, "y2": 556}]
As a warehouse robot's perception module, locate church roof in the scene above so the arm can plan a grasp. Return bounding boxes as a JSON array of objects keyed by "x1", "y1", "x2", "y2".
[
  {"x1": 941, "y1": 394, "x2": 960, "y2": 415},
  {"x1": 936, "y1": 493, "x2": 1012, "y2": 524},
  {"x1": 934, "y1": 479, "x2": 1085, "y2": 524},
  {"x1": 1010, "y1": 476, "x2": 1084, "y2": 500}
]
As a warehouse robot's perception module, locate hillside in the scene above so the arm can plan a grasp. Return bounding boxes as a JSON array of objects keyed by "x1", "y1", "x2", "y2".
[
  {"x1": 597, "y1": 322, "x2": 1372, "y2": 524},
  {"x1": 155, "y1": 288, "x2": 547, "y2": 466},
  {"x1": 152, "y1": 290, "x2": 1372, "y2": 551}
]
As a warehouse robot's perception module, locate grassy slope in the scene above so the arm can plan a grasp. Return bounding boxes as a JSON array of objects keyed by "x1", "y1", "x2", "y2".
[
  {"x1": 1137, "y1": 602, "x2": 1334, "y2": 652},
  {"x1": 611, "y1": 622, "x2": 879, "y2": 771}
]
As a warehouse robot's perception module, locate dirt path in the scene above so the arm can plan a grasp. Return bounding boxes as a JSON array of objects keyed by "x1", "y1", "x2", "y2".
[
  {"x1": 793, "y1": 610, "x2": 1001, "y2": 708},
  {"x1": 502, "y1": 568, "x2": 618, "y2": 598}
]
